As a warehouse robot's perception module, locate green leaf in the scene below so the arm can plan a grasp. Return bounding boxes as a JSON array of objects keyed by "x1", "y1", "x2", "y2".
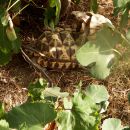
[
  {"x1": 0, "y1": 0, "x2": 9, "y2": 5},
  {"x1": 126, "y1": 28, "x2": 130, "y2": 42},
  {"x1": 49, "y1": 0, "x2": 56, "y2": 7},
  {"x1": 0, "y1": 102, "x2": 5, "y2": 118},
  {"x1": 6, "y1": 26, "x2": 17, "y2": 41},
  {"x1": 55, "y1": 0, "x2": 61, "y2": 24},
  {"x1": 0, "y1": 13, "x2": 12, "y2": 53},
  {"x1": 0, "y1": 120, "x2": 10, "y2": 130},
  {"x1": 113, "y1": 0, "x2": 130, "y2": 8},
  {"x1": 44, "y1": 0, "x2": 61, "y2": 28},
  {"x1": 120, "y1": 8, "x2": 129, "y2": 28},
  {"x1": 113, "y1": 7, "x2": 122, "y2": 16},
  {"x1": 86, "y1": 85, "x2": 109, "y2": 103},
  {"x1": 123, "y1": 127, "x2": 130, "y2": 130},
  {"x1": 1, "y1": 14, "x2": 8, "y2": 26},
  {"x1": 102, "y1": 118, "x2": 123, "y2": 130},
  {"x1": 11, "y1": 35, "x2": 21, "y2": 53},
  {"x1": 0, "y1": 50, "x2": 11, "y2": 65},
  {"x1": 113, "y1": 0, "x2": 130, "y2": 28},
  {"x1": 28, "y1": 78, "x2": 48, "y2": 101},
  {"x1": 5, "y1": 102, "x2": 57, "y2": 130},
  {"x1": 28, "y1": 78, "x2": 68, "y2": 102},
  {"x1": 100, "y1": 101, "x2": 109, "y2": 113},
  {"x1": 76, "y1": 26, "x2": 124, "y2": 79},
  {"x1": 43, "y1": 87, "x2": 69, "y2": 98},
  {"x1": 44, "y1": 7, "x2": 56, "y2": 29},
  {"x1": 90, "y1": 0, "x2": 98, "y2": 13},
  {"x1": 72, "y1": 92, "x2": 99, "y2": 114},
  {"x1": 19, "y1": 122, "x2": 29, "y2": 130},
  {"x1": 0, "y1": 10, "x2": 21, "y2": 65},
  {"x1": 63, "y1": 97, "x2": 73, "y2": 109},
  {"x1": 41, "y1": 86, "x2": 69, "y2": 103},
  {"x1": 128, "y1": 92, "x2": 130, "y2": 103},
  {"x1": 9, "y1": 0, "x2": 21, "y2": 13},
  {"x1": 57, "y1": 91, "x2": 101, "y2": 130},
  {"x1": 0, "y1": 120, "x2": 9, "y2": 130}
]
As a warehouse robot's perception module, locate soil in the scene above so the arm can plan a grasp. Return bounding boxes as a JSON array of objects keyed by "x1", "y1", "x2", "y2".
[{"x1": 0, "y1": 0, "x2": 130, "y2": 127}]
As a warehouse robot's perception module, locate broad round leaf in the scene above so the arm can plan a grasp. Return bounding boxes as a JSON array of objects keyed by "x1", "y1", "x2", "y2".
[
  {"x1": 5, "y1": 102, "x2": 57, "y2": 130},
  {"x1": 86, "y1": 85, "x2": 109, "y2": 103},
  {"x1": 76, "y1": 26, "x2": 124, "y2": 79},
  {"x1": 57, "y1": 92, "x2": 100, "y2": 130},
  {"x1": 0, "y1": 120, "x2": 9, "y2": 130},
  {"x1": 102, "y1": 118, "x2": 123, "y2": 130}
]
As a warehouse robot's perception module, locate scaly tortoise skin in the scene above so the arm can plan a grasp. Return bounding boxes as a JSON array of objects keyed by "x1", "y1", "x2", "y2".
[{"x1": 23, "y1": 11, "x2": 113, "y2": 70}]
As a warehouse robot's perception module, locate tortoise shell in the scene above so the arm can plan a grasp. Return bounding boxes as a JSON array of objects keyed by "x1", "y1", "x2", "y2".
[
  {"x1": 23, "y1": 11, "x2": 113, "y2": 70},
  {"x1": 24, "y1": 27, "x2": 81, "y2": 69}
]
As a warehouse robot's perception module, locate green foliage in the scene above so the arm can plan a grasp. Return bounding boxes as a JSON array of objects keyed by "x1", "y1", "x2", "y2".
[
  {"x1": 0, "y1": 78, "x2": 129, "y2": 130},
  {"x1": 42, "y1": 86, "x2": 69, "y2": 99},
  {"x1": 10, "y1": 0, "x2": 21, "y2": 13},
  {"x1": 56, "y1": 85, "x2": 108, "y2": 130},
  {"x1": 0, "y1": 1, "x2": 21, "y2": 65},
  {"x1": 28, "y1": 78, "x2": 69, "y2": 101},
  {"x1": 126, "y1": 29, "x2": 130, "y2": 42},
  {"x1": 86, "y1": 85, "x2": 109, "y2": 103},
  {"x1": 76, "y1": 25, "x2": 127, "y2": 79},
  {"x1": 123, "y1": 128, "x2": 130, "y2": 130},
  {"x1": 128, "y1": 92, "x2": 130, "y2": 103},
  {"x1": 113, "y1": 0, "x2": 130, "y2": 28},
  {"x1": 102, "y1": 118, "x2": 123, "y2": 130},
  {"x1": 5, "y1": 102, "x2": 57, "y2": 130},
  {"x1": 28, "y1": 78, "x2": 48, "y2": 101},
  {"x1": 44, "y1": 0, "x2": 61, "y2": 29},
  {"x1": 0, "y1": 0, "x2": 9, "y2": 6},
  {"x1": 102, "y1": 118, "x2": 130, "y2": 130},
  {"x1": 0, "y1": 120, "x2": 9, "y2": 130},
  {"x1": 90, "y1": 0, "x2": 98, "y2": 13},
  {"x1": 0, "y1": 102, "x2": 5, "y2": 118}
]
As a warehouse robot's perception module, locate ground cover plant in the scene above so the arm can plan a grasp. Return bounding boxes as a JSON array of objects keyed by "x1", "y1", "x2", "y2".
[
  {"x1": 0, "y1": 78, "x2": 129, "y2": 130},
  {"x1": 0, "y1": 0, "x2": 130, "y2": 129}
]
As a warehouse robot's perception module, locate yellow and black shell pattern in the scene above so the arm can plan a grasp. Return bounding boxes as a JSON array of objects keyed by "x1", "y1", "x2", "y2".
[{"x1": 24, "y1": 27, "x2": 80, "y2": 69}]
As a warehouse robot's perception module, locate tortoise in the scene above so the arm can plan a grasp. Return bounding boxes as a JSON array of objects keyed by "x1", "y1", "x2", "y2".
[
  {"x1": 22, "y1": 11, "x2": 113, "y2": 70},
  {"x1": 23, "y1": 27, "x2": 82, "y2": 70}
]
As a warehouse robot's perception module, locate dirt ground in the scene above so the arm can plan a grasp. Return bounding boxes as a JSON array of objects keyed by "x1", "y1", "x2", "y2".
[{"x1": 0, "y1": 0, "x2": 130, "y2": 126}]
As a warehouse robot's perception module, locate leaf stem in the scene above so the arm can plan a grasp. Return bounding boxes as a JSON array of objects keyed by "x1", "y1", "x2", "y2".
[
  {"x1": 12, "y1": 4, "x2": 30, "y2": 20},
  {"x1": 7, "y1": 0, "x2": 12, "y2": 10},
  {"x1": 112, "y1": 49, "x2": 122, "y2": 56},
  {"x1": 7, "y1": 0, "x2": 20, "y2": 12}
]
